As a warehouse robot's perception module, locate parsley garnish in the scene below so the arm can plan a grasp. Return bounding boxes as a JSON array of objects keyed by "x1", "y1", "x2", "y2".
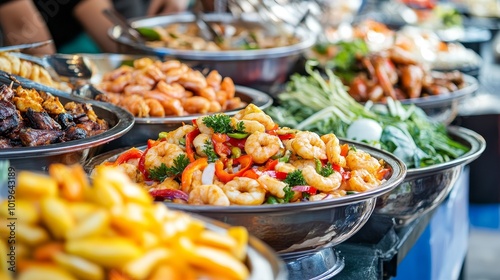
[
  {"x1": 283, "y1": 185, "x2": 294, "y2": 203},
  {"x1": 283, "y1": 170, "x2": 307, "y2": 187},
  {"x1": 319, "y1": 162, "x2": 334, "y2": 177},
  {"x1": 203, "y1": 139, "x2": 218, "y2": 163},
  {"x1": 148, "y1": 154, "x2": 190, "y2": 182},
  {"x1": 202, "y1": 114, "x2": 246, "y2": 134}
]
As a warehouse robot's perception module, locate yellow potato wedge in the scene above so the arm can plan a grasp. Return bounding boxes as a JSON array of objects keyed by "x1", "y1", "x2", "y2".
[
  {"x1": 40, "y1": 197, "x2": 74, "y2": 239},
  {"x1": 0, "y1": 200, "x2": 39, "y2": 224},
  {"x1": 122, "y1": 248, "x2": 172, "y2": 279},
  {"x1": 16, "y1": 172, "x2": 58, "y2": 199},
  {"x1": 66, "y1": 209, "x2": 109, "y2": 240},
  {"x1": 18, "y1": 265, "x2": 77, "y2": 280},
  {"x1": 17, "y1": 223, "x2": 50, "y2": 246},
  {"x1": 53, "y1": 252, "x2": 105, "y2": 280}
]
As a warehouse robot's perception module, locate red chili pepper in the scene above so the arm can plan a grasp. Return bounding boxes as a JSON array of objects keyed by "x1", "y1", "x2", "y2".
[
  {"x1": 111, "y1": 148, "x2": 143, "y2": 166},
  {"x1": 147, "y1": 139, "x2": 158, "y2": 149},
  {"x1": 227, "y1": 137, "x2": 246, "y2": 149},
  {"x1": 192, "y1": 119, "x2": 197, "y2": 126},
  {"x1": 181, "y1": 158, "x2": 208, "y2": 193},
  {"x1": 278, "y1": 134, "x2": 295, "y2": 141},
  {"x1": 212, "y1": 133, "x2": 231, "y2": 158},
  {"x1": 185, "y1": 128, "x2": 201, "y2": 162},
  {"x1": 215, "y1": 154, "x2": 254, "y2": 183},
  {"x1": 267, "y1": 123, "x2": 279, "y2": 133}
]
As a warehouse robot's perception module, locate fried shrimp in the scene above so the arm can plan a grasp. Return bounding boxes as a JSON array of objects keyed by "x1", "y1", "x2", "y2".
[
  {"x1": 290, "y1": 159, "x2": 316, "y2": 170},
  {"x1": 234, "y1": 103, "x2": 263, "y2": 120},
  {"x1": 188, "y1": 184, "x2": 230, "y2": 206},
  {"x1": 193, "y1": 133, "x2": 211, "y2": 157},
  {"x1": 241, "y1": 113, "x2": 275, "y2": 130},
  {"x1": 231, "y1": 119, "x2": 265, "y2": 134},
  {"x1": 244, "y1": 132, "x2": 280, "y2": 164},
  {"x1": 346, "y1": 169, "x2": 380, "y2": 192},
  {"x1": 346, "y1": 150, "x2": 381, "y2": 174},
  {"x1": 321, "y1": 133, "x2": 346, "y2": 168},
  {"x1": 302, "y1": 166, "x2": 342, "y2": 192},
  {"x1": 223, "y1": 177, "x2": 266, "y2": 205},
  {"x1": 291, "y1": 132, "x2": 327, "y2": 160},
  {"x1": 144, "y1": 142, "x2": 186, "y2": 170},
  {"x1": 275, "y1": 162, "x2": 296, "y2": 173},
  {"x1": 163, "y1": 125, "x2": 195, "y2": 146},
  {"x1": 258, "y1": 175, "x2": 287, "y2": 198}
]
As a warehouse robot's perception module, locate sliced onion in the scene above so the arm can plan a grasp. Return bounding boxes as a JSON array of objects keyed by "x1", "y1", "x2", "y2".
[
  {"x1": 202, "y1": 163, "x2": 216, "y2": 185},
  {"x1": 321, "y1": 194, "x2": 333, "y2": 200},
  {"x1": 149, "y1": 189, "x2": 188, "y2": 201},
  {"x1": 291, "y1": 185, "x2": 313, "y2": 192}
]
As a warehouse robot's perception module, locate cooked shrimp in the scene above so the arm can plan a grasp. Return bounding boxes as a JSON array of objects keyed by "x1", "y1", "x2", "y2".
[
  {"x1": 164, "y1": 64, "x2": 189, "y2": 84},
  {"x1": 193, "y1": 133, "x2": 211, "y2": 157},
  {"x1": 120, "y1": 95, "x2": 150, "y2": 117},
  {"x1": 156, "y1": 81, "x2": 186, "y2": 99},
  {"x1": 208, "y1": 100, "x2": 222, "y2": 113},
  {"x1": 163, "y1": 125, "x2": 195, "y2": 146},
  {"x1": 144, "y1": 91, "x2": 185, "y2": 116},
  {"x1": 244, "y1": 132, "x2": 280, "y2": 164},
  {"x1": 149, "y1": 177, "x2": 180, "y2": 192},
  {"x1": 183, "y1": 170, "x2": 203, "y2": 193},
  {"x1": 346, "y1": 169, "x2": 380, "y2": 192},
  {"x1": 144, "y1": 142, "x2": 186, "y2": 170},
  {"x1": 183, "y1": 96, "x2": 210, "y2": 114},
  {"x1": 197, "y1": 116, "x2": 214, "y2": 135},
  {"x1": 302, "y1": 166, "x2": 342, "y2": 192},
  {"x1": 221, "y1": 77, "x2": 235, "y2": 99},
  {"x1": 321, "y1": 134, "x2": 346, "y2": 168},
  {"x1": 145, "y1": 64, "x2": 166, "y2": 81},
  {"x1": 346, "y1": 150, "x2": 381, "y2": 174},
  {"x1": 275, "y1": 162, "x2": 296, "y2": 173},
  {"x1": 231, "y1": 119, "x2": 265, "y2": 134},
  {"x1": 188, "y1": 184, "x2": 230, "y2": 206},
  {"x1": 133, "y1": 57, "x2": 154, "y2": 69},
  {"x1": 178, "y1": 70, "x2": 207, "y2": 92},
  {"x1": 258, "y1": 174, "x2": 287, "y2": 198},
  {"x1": 144, "y1": 98, "x2": 165, "y2": 117},
  {"x1": 123, "y1": 84, "x2": 152, "y2": 95},
  {"x1": 198, "y1": 87, "x2": 217, "y2": 101},
  {"x1": 116, "y1": 162, "x2": 142, "y2": 182},
  {"x1": 158, "y1": 60, "x2": 182, "y2": 72},
  {"x1": 206, "y1": 70, "x2": 222, "y2": 90},
  {"x1": 242, "y1": 112, "x2": 275, "y2": 130},
  {"x1": 291, "y1": 131, "x2": 327, "y2": 160},
  {"x1": 234, "y1": 103, "x2": 263, "y2": 120},
  {"x1": 216, "y1": 90, "x2": 228, "y2": 108},
  {"x1": 308, "y1": 190, "x2": 346, "y2": 201},
  {"x1": 102, "y1": 65, "x2": 133, "y2": 81},
  {"x1": 223, "y1": 177, "x2": 266, "y2": 205},
  {"x1": 290, "y1": 159, "x2": 316, "y2": 170}
]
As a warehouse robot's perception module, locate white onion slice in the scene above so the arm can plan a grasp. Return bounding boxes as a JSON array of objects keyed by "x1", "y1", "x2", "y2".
[{"x1": 201, "y1": 163, "x2": 216, "y2": 185}]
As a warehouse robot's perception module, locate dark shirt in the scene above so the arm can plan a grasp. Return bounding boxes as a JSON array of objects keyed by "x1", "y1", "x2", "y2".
[{"x1": 0, "y1": 0, "x2": 83, "y2": 48}]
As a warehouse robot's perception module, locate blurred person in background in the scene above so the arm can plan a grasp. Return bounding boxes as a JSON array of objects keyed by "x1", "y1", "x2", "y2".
[{"x1": 0, "y1": 0, "x2": 191, "y2": 54}]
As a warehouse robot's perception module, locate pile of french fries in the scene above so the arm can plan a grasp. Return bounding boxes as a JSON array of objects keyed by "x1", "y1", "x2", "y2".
[{"x1": 0, "y1": 164, "x2": 250, "y2": 280}]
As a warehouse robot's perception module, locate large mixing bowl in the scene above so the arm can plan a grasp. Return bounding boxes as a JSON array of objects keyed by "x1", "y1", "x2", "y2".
[
  {"x1": 84, "y1": 139, "x2": 407, "y2": 257},
  {"x1": 0, "y1": 73, "x2": 135, "y2": 171},
  {"x1": 374, "y1": 126, "x2": 486, "y2": 226},
  {"x1": 108, "y1": 12, "x2": 316, "y2": 94}
]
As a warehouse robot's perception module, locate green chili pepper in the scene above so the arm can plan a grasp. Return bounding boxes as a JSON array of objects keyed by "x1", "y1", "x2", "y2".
[
  {"x1": 231, "y1": 147, "x2": 241, "y2": 158},
  {"x1": 158, "y1": 132, "x2": 168, "y2": 140},
  {"x1": 227, "y1": 132, "x2": 248, "y2": 139},
  {"x1": 278, "y1": 150, "x2": 292, "y2": 163},
  {"x1": 266, "y1": 196, "x2": 279, "y2": 204}
]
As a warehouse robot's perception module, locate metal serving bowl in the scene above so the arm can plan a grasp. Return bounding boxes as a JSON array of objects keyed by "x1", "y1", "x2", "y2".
[
  {"x1": 374, "y1": 126, "x2": 486, "y2": 227},
  {"x1": 74, "y1": 53, "x2": 273, "y2": 150},
  {"x1": 0, "y1": 74, "x2": 134, "y2": 171},
  {"x1": 107, "y1": 13, "x2": 316, "y2": 94},
  {"x1": 84, "y1": 139, "x2": 407, "y2": 257}
]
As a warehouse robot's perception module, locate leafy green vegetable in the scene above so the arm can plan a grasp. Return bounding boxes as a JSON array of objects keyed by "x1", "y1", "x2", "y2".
[
  {"x1": 203, "y1": 139, "x2": 218, "y2": 163},
  {"x1": 202, "y1": 114, "x2": 246, "y2": 134},
  {"x1": 319, "y1": 163, "x2": 334, "y2": 177},
  {"x1": 283, "y1": 186, "x2": 294, "y2": 203},
  {"x1": 266, "y1": 196, "x2": 279, "y2": 204},
  {"x1": 284, "y1": 170, "x2": 307, "y2": 187},
  {"x1": 148, "y1": 154, "x2": 190, "y2": 182},
  {"x1": 265, "y1": 60, "x2": 469, "y2": 168}
]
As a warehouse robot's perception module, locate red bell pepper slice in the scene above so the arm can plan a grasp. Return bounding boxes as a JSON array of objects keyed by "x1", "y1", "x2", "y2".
[
  {"x1": 228, "y1": 137, "x2": 246, "y2": 149},
  {"x1": 262, "y1": 170, "x2": 288, "y2": 180},
  {"x1": 110, "y1": 148, "x2": 143, "y2": 166},
  {"x1": 149, "y1": 189, "x2": 188, "y2": 202},
  {"x1": 264, "y1": 159, "x2": 278, "y2": 171},
  {"x1": 241, "y1": 169, "x2": 259, "y2": 179},
  {"x1": 212, "y1": 133, "x2": 231, "y2": 157},
  {"x1": 215, "y1": 154, "x2": 254, "y2": 183},
  {"x1": 185, "y1": 128, "x2": 201, "y2": 162},
  {"x1": 181, "y1": 158, "x2": 208, "y2": 193},
  {"x1": 137, "y1": 139, "x2": 162, "y2": 180}
]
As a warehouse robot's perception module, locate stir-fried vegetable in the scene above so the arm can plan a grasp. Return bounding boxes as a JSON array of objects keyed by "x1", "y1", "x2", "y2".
[{"x1": 266, "y1": 60, "x2": 469, "y2": 168}]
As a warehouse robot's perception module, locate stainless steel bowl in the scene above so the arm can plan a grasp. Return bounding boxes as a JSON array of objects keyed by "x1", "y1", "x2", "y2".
[
  {"x1": 398, "y1": 73, "x2": 478, "y2": 124},
  {"x1": 0, "y1": 73, "x2": 135, "y2": 171},
  {"x1": 84, "y1": 139, "x2": 407, "y2": 257},
  {"x1": 374, "y1": 126, "x2": 486, "y2": 227},
  {"x1": 107, "y1": 12, "x2": 316, "y2": 94}
]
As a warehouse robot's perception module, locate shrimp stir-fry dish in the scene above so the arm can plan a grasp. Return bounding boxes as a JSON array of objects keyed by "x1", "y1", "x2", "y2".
[
  {"x1": 103, "y1": 104, "x2": 391, "y2": 206},
  {"x1": 0, "y1": 164, "x2": 251, "y2": 280},
  {"x1": 95, "y1": 57, "x2": 246, "y2": 117}
]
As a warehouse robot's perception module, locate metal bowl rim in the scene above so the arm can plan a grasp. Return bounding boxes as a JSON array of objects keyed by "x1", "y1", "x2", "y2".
[
  {"x1": 0, "y1": 76, "x2": 135, "y2": 159},
  {"x1": 108, "y1": 12, "x2": 317, "y2": 61},
  {"x1": 86, "y1": 138, "x2": 407, "y2": 213}
]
